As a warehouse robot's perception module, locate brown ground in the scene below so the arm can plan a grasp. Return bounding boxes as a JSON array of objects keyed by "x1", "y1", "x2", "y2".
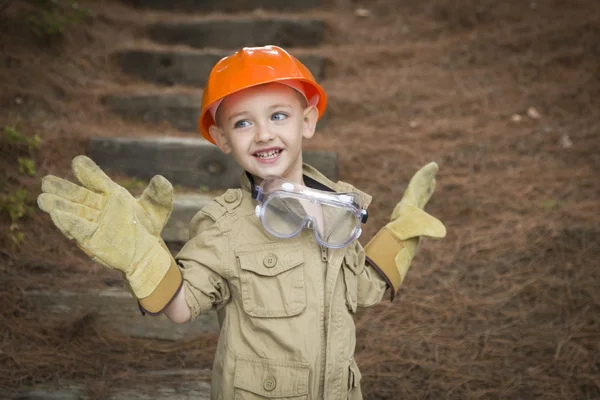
[{"x1": 1, "y1": 0, "x2": 599, "y2": 399}]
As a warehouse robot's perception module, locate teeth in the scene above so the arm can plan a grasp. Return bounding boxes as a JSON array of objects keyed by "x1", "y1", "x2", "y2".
[{"x1": 256, "y1": 150, "x2": 280, "y2": 159}]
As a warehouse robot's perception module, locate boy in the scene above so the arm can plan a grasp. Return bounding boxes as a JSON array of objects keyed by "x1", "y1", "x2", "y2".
[{"x1": 37, "y1": 46, "x2": 446, "y2": 399}]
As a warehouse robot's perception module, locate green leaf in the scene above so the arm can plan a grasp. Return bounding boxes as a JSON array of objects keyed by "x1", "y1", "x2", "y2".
[{"x1": 18, "y1": 157, "x2": 37, "y2": 176}]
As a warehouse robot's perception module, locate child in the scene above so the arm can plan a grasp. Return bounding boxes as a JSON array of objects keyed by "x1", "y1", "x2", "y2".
[{"x1": 37, "y1": 45, "x2": 446, "y2": 399}]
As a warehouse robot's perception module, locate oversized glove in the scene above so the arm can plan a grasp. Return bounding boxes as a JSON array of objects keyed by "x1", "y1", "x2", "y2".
[
  {"x1": 365, "y1": 162, "x2": 446, "y2": 300},
  {"x1": 37, "y1": 155, "x2": 182, "y2": 313}
]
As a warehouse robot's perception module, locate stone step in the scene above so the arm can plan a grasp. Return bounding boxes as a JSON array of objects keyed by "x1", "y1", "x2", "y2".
[
  {"x1": 121, "y1": 0, "x2": 320, "y2": 12},
  {"x1": 102, "y1": 92, "x2": 329, "y2": 133},
  {"x1": 117, "y1": 49, "x2": 327, "y2": 87},
  {"x1": 25, "y1": 289, "x2": 219, "y2": 341},
  {"x1": 88, "y1": 137, "x2": 338, "y2": 189},
  {"x1": 148, "y1": 18, "x2": 326, "y2": 49},
  {"x1": 163, "y1": 193, "x2": 218, "y2": 251},
  {"x1": 7, "y1": 381, "x2": 211, "y2": 399},
  {"x1": 102, "y1": 92, "x2": 202, "y2": 133}
]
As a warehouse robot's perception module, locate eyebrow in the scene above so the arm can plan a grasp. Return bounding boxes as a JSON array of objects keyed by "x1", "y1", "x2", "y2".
[
  {"x1": 226, "y1": 104, "x2": 294, "y2": 122},
  {"x1": 269, "y1": 103, "x2": 294, "y2": 110},
  {"x1": 227, "y1": 111, "x2": 249, "y2": 122}
]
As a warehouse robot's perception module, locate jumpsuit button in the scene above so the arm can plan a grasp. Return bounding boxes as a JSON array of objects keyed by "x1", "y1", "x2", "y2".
[
  {"x1": 263, "y1": 253, "x2": 277, "y2": 268},
  {"x1": 224, "y1": 192, "x2": 238, "y2": 203},
  {"x1": 263, "y1": 376, "x2": 277, "y2": 391}
]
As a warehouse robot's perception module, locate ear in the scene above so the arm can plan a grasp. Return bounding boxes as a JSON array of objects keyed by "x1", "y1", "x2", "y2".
[
  {"x1": 208, "y1": 124, "x2": 231, "y2": 154},
  {"x1": 302, "y1": 106, "x2": 319, "y2": 139}
]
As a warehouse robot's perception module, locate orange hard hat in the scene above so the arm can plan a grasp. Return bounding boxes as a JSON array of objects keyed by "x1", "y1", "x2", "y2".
[{"x1": 198, "y1": 45, "x2": 327, "y2": 143}]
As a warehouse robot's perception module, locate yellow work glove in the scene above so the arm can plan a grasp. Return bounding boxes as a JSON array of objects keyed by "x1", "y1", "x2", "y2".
[
  {"x1": 365, "y1": 162, "x2": 446, "y2": 300},
  {"x1": 37, "y1": 155, "x2": 182, "y2": 313}
]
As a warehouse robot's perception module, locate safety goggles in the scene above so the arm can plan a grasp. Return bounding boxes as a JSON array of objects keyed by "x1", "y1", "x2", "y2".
[{"x1": 252, "y1": 177, "x2": 368, "y2": 248}]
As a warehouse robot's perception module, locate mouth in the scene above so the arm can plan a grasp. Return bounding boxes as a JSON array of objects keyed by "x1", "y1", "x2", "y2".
[{"x1": 253, "y1": 147, "x2": 283, "y2": 160}]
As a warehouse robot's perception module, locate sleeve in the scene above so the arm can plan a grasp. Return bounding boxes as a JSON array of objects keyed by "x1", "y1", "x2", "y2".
[
  {"x1": 175, "y1": 209, "x2": 231, "y2": 320},
  {"x1": 352, "y1": 241, "x2": 388, "y2": 308}
]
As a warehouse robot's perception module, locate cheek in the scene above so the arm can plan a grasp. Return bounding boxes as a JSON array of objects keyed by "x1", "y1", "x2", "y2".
[{"x1": 227, "y1": 131, "x2": 252, "y2": 149}]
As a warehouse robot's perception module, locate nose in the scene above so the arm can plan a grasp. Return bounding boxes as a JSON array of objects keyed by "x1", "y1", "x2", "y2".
[{"x1": 254, "y1": 121, "x2": 275, "y2": 143}]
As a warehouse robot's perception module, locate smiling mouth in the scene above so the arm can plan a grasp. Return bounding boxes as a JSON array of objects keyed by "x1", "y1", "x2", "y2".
[{"x1": 253, "y1": 148, "x2": 282, "y2": 160}]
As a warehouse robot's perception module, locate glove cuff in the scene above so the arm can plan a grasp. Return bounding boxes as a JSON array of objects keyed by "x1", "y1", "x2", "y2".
[
  {"x1": 128, "y1": 239, "x2": 182, "y2": 313},
  {"x1": 138, "y1": 258, "x2": 183, "y2": 315},
  {"x1": 365, "y1": 227, "x2": 404, "y2": 301}
]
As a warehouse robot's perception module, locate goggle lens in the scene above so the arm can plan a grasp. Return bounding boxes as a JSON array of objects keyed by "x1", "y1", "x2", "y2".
[{"x1": 260, "y1": 196, "x2": 361, "y2": 247}]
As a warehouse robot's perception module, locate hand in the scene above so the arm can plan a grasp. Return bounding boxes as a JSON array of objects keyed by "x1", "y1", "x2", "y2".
[
  {"x1": 386, "y1": 162, "x2": 446, "y2": 241},
  {"x1": 38, "y1": 155, "x2": 175, "y2": 298},
  {"x1": 364, "y1": 162, "x2": 446, "y2": 299}
]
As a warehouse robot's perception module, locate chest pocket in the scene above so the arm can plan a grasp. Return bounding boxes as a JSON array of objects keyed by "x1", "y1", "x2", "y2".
[
  {"x1": 342, "y1": 250, "x2": 365, "y2": 313},
  {"x1": 235, "y1": 243, "x2": 306, "y2": 318}
]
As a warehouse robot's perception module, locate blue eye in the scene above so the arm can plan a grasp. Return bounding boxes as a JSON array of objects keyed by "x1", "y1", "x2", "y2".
[
  {"x1": 271, "y1": 112, "x2": 288, "y2": 121},
  {"x1": 234, "y1": 120, "x2": 251, "y2": 129}
]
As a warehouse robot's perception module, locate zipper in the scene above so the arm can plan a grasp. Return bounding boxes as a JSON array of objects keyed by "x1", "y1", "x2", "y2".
[{"x1": 319, "y1": 243, "x2": 327, "y2": 399}]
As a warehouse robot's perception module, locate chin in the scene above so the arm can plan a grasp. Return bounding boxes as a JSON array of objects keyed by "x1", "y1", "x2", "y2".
[{"x1": 250, "y1": 164, "x2": 289, "y2": 179}]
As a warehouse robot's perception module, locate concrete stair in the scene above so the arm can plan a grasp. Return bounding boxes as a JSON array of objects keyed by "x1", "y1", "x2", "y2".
[
  {"x1": 103, "y1": 89, "x2": 328, "y2": 132},
  {"x1": 120, "y1": 0, "x2": 321, "y2": 12},
  {"x1": 103, "y1": 92, "x2": 203, "y2": 132},
  {"x1": 7, "y1": 380, "x2": 211, "y2": 399},
  {"x1": 18, "y1": 0, "x2": 336, "y2": 394},
  {"x1": 164, "y1": 192, "x2": 216, "y2": 251},
  {"x1": 102, "y1": 3, "x2": 330, "y2": 134},
  {"x1": 148, "y1": 18, "x2": 326, "y2": 49},
  {"x1": 88, "y1": 137, "x2": 338, "y2": 189},
  {"x1": 117, "y1": 49, "x2": 327, "y2": 87},
  {"x1": 25, "y1": 288, "x2": 219, "y2": 340}
]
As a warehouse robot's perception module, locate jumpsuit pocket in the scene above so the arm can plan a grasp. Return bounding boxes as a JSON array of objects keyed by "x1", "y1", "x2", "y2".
[
  {"x1": 235, "y1": 243, "x2": 306, "y2": 318},
  {"x1": 347, "y1": 357, "x2": 363, "y2": 400},
  {"x1": 342, "y1": 252, "x2": 364, "y2": 313},
  {"x1": 233, "y1": 355, "x2": 309, "y2": 399}
]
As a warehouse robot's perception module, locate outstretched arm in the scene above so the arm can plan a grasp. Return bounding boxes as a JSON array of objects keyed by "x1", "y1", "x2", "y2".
[{"x1": 38, "y1": 155, "x2": 182, "y2": 314}]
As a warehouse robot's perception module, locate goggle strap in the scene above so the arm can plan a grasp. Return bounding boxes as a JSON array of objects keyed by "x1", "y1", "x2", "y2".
[
  {"x1": 361, "y1": 209, "x2": 369, "y2": 224},
  {"x1": 251, "y1": 185, "x2": 260, "y2": 201}
]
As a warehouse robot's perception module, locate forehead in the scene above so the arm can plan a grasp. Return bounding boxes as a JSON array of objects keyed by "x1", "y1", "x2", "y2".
[{"x1": 219, "y1": 83, "x2": 303, "y2": 113}]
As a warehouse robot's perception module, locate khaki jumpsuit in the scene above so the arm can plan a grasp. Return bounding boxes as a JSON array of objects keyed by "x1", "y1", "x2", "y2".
[{"x1": 176, "y1": 164, "x2": 388, "y2": 399}]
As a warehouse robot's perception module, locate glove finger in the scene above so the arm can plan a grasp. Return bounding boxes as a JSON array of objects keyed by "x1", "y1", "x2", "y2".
[
  {"x1": 41, "y1": 175, "x2": 104, "y2": 210},
  {"x1": 388, "y1": 205, "x2": 447, "y2": 240},
  {"x1": 49, "y1": 209, "x2": 98, "y2": 243},
  {"x1": 72, "y1": 155, "x2": 118, "y2": 195},
  {"x1": 138, "y1": 175, "x2": 174, "y2": 234},
  {"x1": 399, "y1": 162, "x2": 438, "y2": 211},
  {"x1": 38, "y1": 193, "x2": 101, "y2": 222}
]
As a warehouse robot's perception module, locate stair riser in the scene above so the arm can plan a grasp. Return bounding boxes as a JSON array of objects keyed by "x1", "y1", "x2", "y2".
[
  {"x1": 9, "y1": 381, "x2": 211, "y2": 399},
  {"x1": 26, "y1": 290, "x2": 219, "y2": 341},
  {"x1": 163, "y1": 194, "x2": 215, "y2": 249},
  {"x1": 149, "y1": 20, "x2": 326, "y2": 49},
  {"x1": 88, "y1": 137, "x2": 338, "y2": 190},
  {"x1": 121, "y1": 0, "x2": 321, "y2": 12},
  {"x1": 118, "y1": 51, "x2": 327, "y2": 87},
  {"x1": 103, "y1": 93, "x2": 328, "y2": 133},
  {"x1": 103, "y1": 93, "x2": 202, "y2": 132}
]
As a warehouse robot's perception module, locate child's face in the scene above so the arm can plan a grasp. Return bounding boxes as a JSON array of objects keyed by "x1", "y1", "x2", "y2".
[{"x1": 208, "y1": 83, "x2": 318, "y2": 184}]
